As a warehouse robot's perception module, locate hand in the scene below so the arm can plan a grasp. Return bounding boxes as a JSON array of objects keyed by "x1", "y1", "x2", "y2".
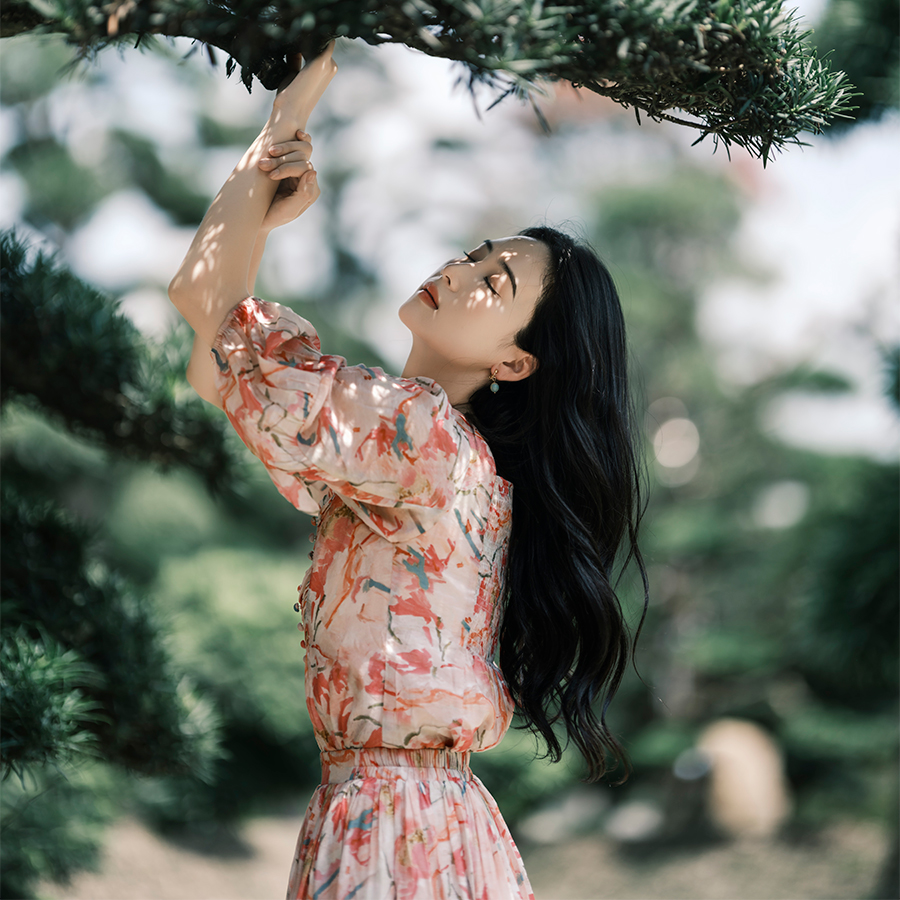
[{"x1": 258, "y1": 130, "x2": 320, "y2": 231}]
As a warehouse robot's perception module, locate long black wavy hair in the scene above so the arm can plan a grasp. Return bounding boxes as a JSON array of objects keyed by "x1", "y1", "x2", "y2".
[{"x1": 467, "y1": 225, "x2": 648, "y2": 783}]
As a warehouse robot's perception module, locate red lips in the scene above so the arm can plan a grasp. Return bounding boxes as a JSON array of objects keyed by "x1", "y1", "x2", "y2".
[{"x1": 419, "y1": 283, "x2": 439, "y2": 309}]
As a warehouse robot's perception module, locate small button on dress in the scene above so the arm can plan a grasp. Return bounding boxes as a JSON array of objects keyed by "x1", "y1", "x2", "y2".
[{"x1": 213, "y1": 297, "x2": 534, "y2": 900}]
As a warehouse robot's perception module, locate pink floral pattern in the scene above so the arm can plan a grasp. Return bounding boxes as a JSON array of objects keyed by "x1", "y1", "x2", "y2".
[{"x1": 213, "y1": 298, "x2": 534, "y2": 899}]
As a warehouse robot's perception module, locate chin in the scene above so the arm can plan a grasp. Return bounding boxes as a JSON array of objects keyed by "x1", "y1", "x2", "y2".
[{"x1": 397, "y1": 297, "x2": 422, "y2": 330}]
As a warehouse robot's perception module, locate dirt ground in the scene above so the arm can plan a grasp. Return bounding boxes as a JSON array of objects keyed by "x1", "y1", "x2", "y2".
[{"x1": 38, "y1": 813, "x2": 888, "y2": 900}]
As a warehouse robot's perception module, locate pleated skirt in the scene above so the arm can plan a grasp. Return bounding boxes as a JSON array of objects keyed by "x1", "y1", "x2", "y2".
[{"x1": 286, "y1": 747, "x2": 535, "y2": 900}]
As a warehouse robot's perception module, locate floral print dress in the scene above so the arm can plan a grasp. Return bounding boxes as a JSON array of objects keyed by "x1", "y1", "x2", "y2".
[{"x1": 213, "y1": 298, "x2": 535, "y2": 900}]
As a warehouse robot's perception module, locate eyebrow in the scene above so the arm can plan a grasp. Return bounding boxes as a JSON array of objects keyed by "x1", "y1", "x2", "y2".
[{"x1": 482, "y1": 239, "x2": 517, "y2": 297}]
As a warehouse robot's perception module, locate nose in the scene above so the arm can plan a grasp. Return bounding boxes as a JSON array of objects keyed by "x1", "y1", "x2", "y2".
[{"x1": 441, "y1": 257, "x2": 471, "y2": 292}]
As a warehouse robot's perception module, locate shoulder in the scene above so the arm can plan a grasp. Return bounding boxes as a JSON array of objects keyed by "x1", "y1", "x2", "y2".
[
  {"x1": 336, "y1": 368, "x2": 463, "y2": 456},
  {"x1": 446, "y1": 408, "x2": 506, "y2": 490},
  {"x1": 214, "y1": 297, "x2": 322, "y2": 361},
  {"x1": 356, "y1": 370, "x2": 454, "y2": 427}
]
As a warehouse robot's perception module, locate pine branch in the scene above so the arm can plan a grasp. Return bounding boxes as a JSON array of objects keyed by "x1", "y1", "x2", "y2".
[
  {"x1": 1, "y1": 0, "x2": 855, "y2": 161},
  {"x1": 0, "y1": 487, "x2": 223, "y2": 779},
  {"x1": 0, "y1": 767, "x2": 112, "y2": 900},
  {"x1": 0, "y1": 231, "x2": 239, "y2": 495},
  {"x1": 0, "y1": 630, "x2": 104, "y2": 780}
]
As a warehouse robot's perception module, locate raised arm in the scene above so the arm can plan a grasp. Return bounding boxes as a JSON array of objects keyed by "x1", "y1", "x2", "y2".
[
  {"x1": 183, "y1": 123, "x2": 326, "y2": 407},
  {"x1": 168, "y1": 45, "x2": 336, "y2": 348}
]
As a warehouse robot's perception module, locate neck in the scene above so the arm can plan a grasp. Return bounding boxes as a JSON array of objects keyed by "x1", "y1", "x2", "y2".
[{"x1": 402, "y1": 340, "x2": 486, "y2": 409}]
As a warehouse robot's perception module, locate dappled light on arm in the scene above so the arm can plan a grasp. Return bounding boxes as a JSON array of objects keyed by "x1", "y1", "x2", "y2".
[{"x1": 168, "y1": 49, "x2": 336, "y2": 346}]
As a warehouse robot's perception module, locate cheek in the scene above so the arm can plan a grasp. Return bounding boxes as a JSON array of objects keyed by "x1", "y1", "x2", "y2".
[
  {"x1": 453, "y1": 290, "x2": 510, "y2": 323},
  {"x1": 472, "y1": 299, "x2": 526, "y2": 340},
  {"x1": 461, "y1": 311, "x2": 518, "y2": 357}
]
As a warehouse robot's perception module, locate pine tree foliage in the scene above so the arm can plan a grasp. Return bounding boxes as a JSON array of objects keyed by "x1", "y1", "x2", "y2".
[
  {"x1": 0, "y1": 766, "x2": 114, "y2": 900},
  {"x1": 0, "y1": 231, "x2": 233, "y2": 896},
  {"x1": 1, "y1": 486, "x2": 223, "y2": 780},
  {"x1": 0, "y1": 629, "x2": 103, "y2": 779},
  {"x1": 0, "y1": 231, "x2": 238, "y2": 494},
  {"x1": 2, "y1": 0, "x2": 854, "y2": 161}
]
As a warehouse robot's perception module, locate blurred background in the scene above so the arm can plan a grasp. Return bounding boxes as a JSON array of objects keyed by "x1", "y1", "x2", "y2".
[{"x1": 1, "y1": 0, "x2": 898, "y2": 896}]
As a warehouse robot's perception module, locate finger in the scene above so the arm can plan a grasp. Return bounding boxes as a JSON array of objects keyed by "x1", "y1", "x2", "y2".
[
  {"x1": 266, "y1": 138, "x2": 313, "y2": 159},
  {"x1": 278, "y1": 149, "x2": 314, "y2": 165},
  {"x1": 302, "y1": 170, "x2": 320, "y2": 202},
  {"x1": 268, "y1": 140, "x2": 313, "y2": 158},
  {"x1": 264, "y1": 156, "x2": 314, "y2": 177},
  {"x1": 269, "y1": 160, "x2": 315, "y2": 180},
  {"x1": 278, "y1": 169, "x2": 316, "y2": 188},
  {"x1": 270, "y1": 131, "x2": 311, "y2": 153},
  {"x1": 259, "y1": 148, "x2": 313, "y2": 174},
  {"x1": 290, "y1": 169, "x2": 318, "y2": 193}
]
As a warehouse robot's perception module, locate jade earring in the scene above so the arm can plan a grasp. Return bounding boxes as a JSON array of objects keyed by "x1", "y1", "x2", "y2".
[{"x1": 490, "y1": 369, "x2": 500, "y2": 393}]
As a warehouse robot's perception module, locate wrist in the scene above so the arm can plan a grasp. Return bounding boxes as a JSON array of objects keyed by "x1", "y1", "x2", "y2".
[
  {"x1": 269, "y1": 54, "x2": 336, "y2": 131},
  {"x1": 267, "y1": 105, "x2": 312, "y2": 141}
]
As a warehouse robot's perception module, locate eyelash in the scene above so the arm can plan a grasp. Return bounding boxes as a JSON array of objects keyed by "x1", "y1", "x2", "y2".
[{"x1": 464, "y1": 252, "x2": 500, "y2": 296}]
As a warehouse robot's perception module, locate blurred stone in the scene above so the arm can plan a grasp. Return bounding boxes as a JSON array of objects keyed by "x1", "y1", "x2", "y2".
[
  {"x1": 697, "y1": 718, "x2": 792, "y2": 838},
  {"x1": 517, "y1": 788, "x2": 609, "y2": 845},
  {"x1": 604, "y1": 800, "x2": 665, "y2": 843},
  {"x1": 656, "y1": 747, "x2": 718, "y2": 843}
]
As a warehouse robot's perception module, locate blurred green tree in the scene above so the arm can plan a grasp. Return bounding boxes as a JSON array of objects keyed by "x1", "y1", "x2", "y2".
[
  {"x1": 0, "y1": 232, "x2": 230, "y2": 898},
  {"x1": 584, "y1": 166, "x2": 897, "y2": 895},
  {"x1": 812, "y1": 0, "x2": 899, "y2": 122}
]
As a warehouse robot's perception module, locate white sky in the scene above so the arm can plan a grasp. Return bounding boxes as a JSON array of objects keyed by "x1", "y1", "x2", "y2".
[{"x1": 699, "y1": 114, "x2": 900, "y2": 460}]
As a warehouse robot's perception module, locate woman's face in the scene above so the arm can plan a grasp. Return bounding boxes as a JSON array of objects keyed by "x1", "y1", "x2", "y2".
[{"x1": 399, "y1": 236, "x2": 549, "y2": 373}]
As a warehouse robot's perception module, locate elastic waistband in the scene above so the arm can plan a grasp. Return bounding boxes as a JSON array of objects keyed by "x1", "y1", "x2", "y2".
[{"x1": 320, "y1": 747, "x2": 473, "y2": 784}]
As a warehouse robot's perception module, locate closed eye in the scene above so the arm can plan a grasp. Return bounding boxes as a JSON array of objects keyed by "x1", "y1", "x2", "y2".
[
  {"x1": 463, "y1": 250, "x2": 500, "y2": 297},
  {"x1": 463, "y1": 249, "x2": 500, "y2": 296}
]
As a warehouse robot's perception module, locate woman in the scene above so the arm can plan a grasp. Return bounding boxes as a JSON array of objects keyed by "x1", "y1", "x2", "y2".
[{"x1": 170, "y1": 43, "x2": 647, "y2": 900}]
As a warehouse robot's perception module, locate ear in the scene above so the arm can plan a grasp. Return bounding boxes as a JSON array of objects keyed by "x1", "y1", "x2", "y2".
[{"x1": 497, "y1": 353, "x2": 538, "y2": 383}]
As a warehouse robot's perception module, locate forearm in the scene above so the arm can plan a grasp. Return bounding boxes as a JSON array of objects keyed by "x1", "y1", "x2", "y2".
[
  {"x1": 248, "y1": 229, "x2": 269, "y2": 296},
  {"x1": 168, "y1": 118, "x2": 296, "y2": 346},
  {"x1": 168, "y1": 50, "x2": 335, "y2": 346},
  {"x1": 187, "y1": 333, "x2": 225, "y2": 409}
]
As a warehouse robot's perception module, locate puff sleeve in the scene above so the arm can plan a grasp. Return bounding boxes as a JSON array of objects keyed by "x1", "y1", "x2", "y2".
[{"x1": 212, "y1": 298, "x2": 469, "y2": 540}]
